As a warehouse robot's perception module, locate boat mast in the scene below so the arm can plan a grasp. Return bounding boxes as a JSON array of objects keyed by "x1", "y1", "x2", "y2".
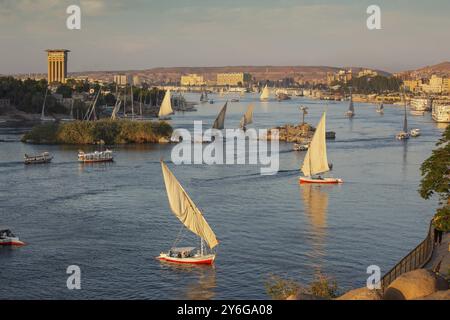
[
  {"x1": 131, "y1": 84, "x2": 134, "y2": 120},
  {"x1": 41, "y1": 87, "x2": 48, "y2": 119}
]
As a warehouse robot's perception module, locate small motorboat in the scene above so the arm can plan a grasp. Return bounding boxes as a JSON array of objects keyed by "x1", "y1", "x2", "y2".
[
  {"x1": 209, "y1": 99, "x2": 214, "y2": 104},
  {"x1": 157, "y1": 247, "x2": 216, "y2": 265},
  {"x1": 396, "y1": 131, "x2": 410, "y2": 140},
  {"x1": 78, "y1": 150, "x2": 113, "y2": 163},
  {"x1": 293, "y1": 143, "x2": 309, "y2": 152},
  {"x1": 326, "y1": 131, "x2": 336, "y2": 140},
  {"x1": 231, "y1": 98, "x2": 239, "y2": 103},
  {"x1": 410, "y1": 128, "x2": 421, "y2": 137},
  {"x1": 0, "y1": 228, "x2": 25, "y2": 246},
  {"x1": 24, "y1": 152, "x2": 53, "y2": 165}
]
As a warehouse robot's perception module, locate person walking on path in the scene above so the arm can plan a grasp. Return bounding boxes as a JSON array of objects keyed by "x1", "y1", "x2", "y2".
[{"x1": 432, "y1": 215, "x2": 446, "y2": 245}]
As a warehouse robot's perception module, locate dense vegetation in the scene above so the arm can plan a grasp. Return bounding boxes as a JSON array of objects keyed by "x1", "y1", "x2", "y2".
[
  {"x1": 0, "y1": 77, "x2": 66, "y2": 114},
  {"x1": 22, "y1": 120, "x2": 173, "y2": 145},
  {"x1": 331, "y1": 76, "x2": 402, "y2": 94},
  {"x1": 420, "y1": 125, "x2": 450, "y2": 231}
]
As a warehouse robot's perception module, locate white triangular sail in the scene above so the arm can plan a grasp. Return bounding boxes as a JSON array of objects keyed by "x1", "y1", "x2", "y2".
[
  {"x1": 260, "y1": 85, "x2": 270, "y2": 101},
  {"x1": 212, "y1": 102, "x2": 227, "y2": 130},
  {"x1": 240, "y1": 104, "x2": 254, "y2": 129},
  {"x1": 158, "y1": 90, "x2": 173, "y2": 117},
  {"x1": 161, "y1": 161, "x2": 219, "y2": 249},
  {"x1": 301, "y1": 112, "x2": 330, "y2": 177}
]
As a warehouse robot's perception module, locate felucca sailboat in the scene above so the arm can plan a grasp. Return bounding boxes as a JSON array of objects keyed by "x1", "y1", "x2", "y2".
[
  {"x1": 157, "y1": 161, "x2": 219, "y2": 265},
  {"x1": 346, "y1": 88, "x2": 355, "y2": 118},
  {"x1": 212, "y1": 101, "x2": 227, "y2": 130},
  {"x1": 260, "y1": 85, "x2": 270, "y2": 101},
  {"x1": 299, "y1": 113, "x2": 343, "y2": 184},
  {"x1": 158, "y1": 89, "x2": 173, "y2": 120},
  {"x1": 396, "y1": 101, "x2": 410, "y2": 140},
  {"x1": 239, "y1": 104, "x2": 254, "y2": 131}
]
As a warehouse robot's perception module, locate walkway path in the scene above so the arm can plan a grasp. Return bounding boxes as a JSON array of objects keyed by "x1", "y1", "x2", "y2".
[{"x1": 425, "y1": 232, "x2": 450, "y2": 277}]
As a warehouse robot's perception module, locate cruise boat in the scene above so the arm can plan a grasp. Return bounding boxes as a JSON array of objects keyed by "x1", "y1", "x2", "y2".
[
  {"x1": 299, "y1": 112, "x2": 343, "y2": 184},
  {"x1": 24, "y1": 152, "x2": 53, "y2": 165},
  {"x1": 78, "y1": 150, "x2": 113, "y2": 163},
  {"x1": 157, "y1": 161, "x2": 219, "y2": 265},
  {"x1": 432, "y1": 104, "x2": 450, "y2": 123},
  {"x1": 410, "y1": 97, "x2": 431, "y2": 112},
  {"x1": 0, "y1": 228, "x2": 25, "y2": 246}
]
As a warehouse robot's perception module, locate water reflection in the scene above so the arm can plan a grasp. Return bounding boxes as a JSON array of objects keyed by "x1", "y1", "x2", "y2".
[
  {"x1": 300, "y1": 184, "x2": 329, "y2": 270},
  {"x1": 160, "y1": 263, "x2": 217, "y2": 300}
]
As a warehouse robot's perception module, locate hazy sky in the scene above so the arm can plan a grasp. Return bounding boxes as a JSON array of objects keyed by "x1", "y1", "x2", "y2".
[{"x1": 0, "y1": 0, "x2": 449, "y2": 74}]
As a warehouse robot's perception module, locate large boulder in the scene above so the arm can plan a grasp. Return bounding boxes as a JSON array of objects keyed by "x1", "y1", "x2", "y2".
[
  {"x1": 413, "y1": 290, "x2": 450, "y2": 300},
  {"x1": 336, "y1": 287, "x2": 382, "y2": 300},
  {"x1": 384, "y1": 269, "x2": 446, "y2": 300}
]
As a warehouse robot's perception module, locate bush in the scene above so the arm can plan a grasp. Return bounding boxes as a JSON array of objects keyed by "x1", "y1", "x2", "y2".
[
  {"x1": 265, "y1": 272, "x2": 339, "y2": 300},
  {"x1": 21, "y1": 123, "x2": 59, "y2": 144}
]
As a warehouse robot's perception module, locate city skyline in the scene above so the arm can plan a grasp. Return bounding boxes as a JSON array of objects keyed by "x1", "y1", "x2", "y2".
[{"x1": 1, "y1": 0, "x2": 450, "y2": 74}]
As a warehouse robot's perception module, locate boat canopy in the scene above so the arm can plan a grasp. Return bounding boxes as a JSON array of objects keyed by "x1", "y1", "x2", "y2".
[
  {"x1": 161, "y1": 161, "x2": 219, "y2": 249},
  {"x1": 169, "y1": 247, "x2": 196, "y2": 254}
]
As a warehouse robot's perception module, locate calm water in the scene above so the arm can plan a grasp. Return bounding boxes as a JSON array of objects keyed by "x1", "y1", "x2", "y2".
[{"x1": 0, "y1": 93, "x2": 446, "y2": 299}]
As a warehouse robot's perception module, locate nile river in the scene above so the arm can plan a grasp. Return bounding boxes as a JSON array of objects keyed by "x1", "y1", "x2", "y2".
[{"x1": 0, "y1": 93, "x2": 446, "y2": 299}]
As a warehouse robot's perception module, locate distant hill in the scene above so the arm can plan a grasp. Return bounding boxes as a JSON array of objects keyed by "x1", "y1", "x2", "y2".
[
  {"x1": 398, "y1": 61, "x2": 450, "y2": 78},
  {"x1": 68, "y1": 65, "x2": 392, "y2": 84}
]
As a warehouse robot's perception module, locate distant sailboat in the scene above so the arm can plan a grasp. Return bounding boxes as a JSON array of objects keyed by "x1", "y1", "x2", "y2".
[
  {"x1": 260, "y1": 85, "x2": 270, "y2": 101},
  {"x1": 40, "y1": 88, "x2": 55, "y2": 122},
  {"x1": 299, "y1": 113, "x2": 343, "y2": 184},
  {"x1": 212, "y1": 102, "x2": 228, "y2": 130},
  {"x1": 158, "y1": 89, "x2": 174, "y2": 120},
  {"x1": 157, "y1": 161, "x2": 219, "y2": 265},
  {"x1": 346, "y1": 88, "x2": 355, "y2": 118},
  {"x1": 239, "y1": 104, "x2": 254, "y2": 131},
  {"x1": 377, "y1": 101, "x2": 384, "y2": 114},
  {"x1": 396, "y1": 100, "x2": 410, "y2": 140}
]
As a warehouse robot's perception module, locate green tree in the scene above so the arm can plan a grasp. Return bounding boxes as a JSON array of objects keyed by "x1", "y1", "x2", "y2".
[{"x1": 419, "y1": 126, "x2": 450, "y2": 231}]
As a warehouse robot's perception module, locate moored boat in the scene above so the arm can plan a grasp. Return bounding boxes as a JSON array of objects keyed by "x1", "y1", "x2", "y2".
[
  {"x1": 24, "y1": 152, "x2": 53, "y2": 165},
  {"x1": 293, "y1": 143, "x2": 309, "y2": 151},
  {"x1": 78, "y1": 150, "x2": 113, "y2": 163},
  {"x1": 157, "y1": 161, "x2": 219, "y2": 265},
  {"x1": 410, "y1": 128, "x2": 421, "y2": 137},
  {"x1": 299, "y1": 112, "x2": 343, "y2": 184},
  {"x1": 0, "y1": 228, "x2": 25, "y2": 246},
  {"x1": 346, "y1": 88, "x2": 355, "y2": 118}
]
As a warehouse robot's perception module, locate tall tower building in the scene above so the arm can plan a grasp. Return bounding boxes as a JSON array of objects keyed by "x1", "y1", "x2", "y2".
[{"x1": 46, "y1": 49, "x2": 70, "y2": 84}]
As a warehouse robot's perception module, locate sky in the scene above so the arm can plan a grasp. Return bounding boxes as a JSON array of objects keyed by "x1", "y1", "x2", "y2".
[{"x1": 0, "y1": 0, "x2": 449, "y2": 74}]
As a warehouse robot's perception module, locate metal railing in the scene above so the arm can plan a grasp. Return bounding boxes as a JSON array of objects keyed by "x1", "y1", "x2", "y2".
[{"x1": 381, "y1": 220, "x2": 435, "y2": 291}]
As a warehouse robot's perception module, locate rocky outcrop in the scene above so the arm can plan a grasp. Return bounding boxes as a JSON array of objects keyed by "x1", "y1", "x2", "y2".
[
  {"x1": 335, "y1": 287, "x2": 382, "y2": 300},
  {"x1": 383, "y1": 269, "x2": 448, "y2": 300},
  {"x1": 266, "y1": 123, "x2": 314, "y2": 143}
]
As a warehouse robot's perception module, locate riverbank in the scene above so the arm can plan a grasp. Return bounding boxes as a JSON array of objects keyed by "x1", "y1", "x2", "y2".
[{"x1": 21, "y1": 119, "x2": 173, "y2": 145}]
